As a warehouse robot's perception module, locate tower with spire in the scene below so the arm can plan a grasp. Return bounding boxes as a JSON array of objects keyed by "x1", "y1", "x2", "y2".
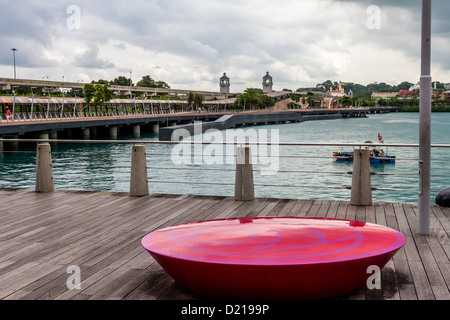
[
  {"x1": 220, "y1": 73, "x2": 230, "y2": 95},
  {"x1": 262, "y1": 71, "x2": 273, "y2": 93}
]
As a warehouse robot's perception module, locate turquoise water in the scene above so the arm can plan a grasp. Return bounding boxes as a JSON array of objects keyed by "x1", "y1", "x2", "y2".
[{"x1": 0, "y1": 112, "x2": 449, "y2": 204}]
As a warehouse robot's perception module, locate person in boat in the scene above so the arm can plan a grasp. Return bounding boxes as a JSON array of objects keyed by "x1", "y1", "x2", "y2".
[{"x1": 370, "y1": 149, "x2": 378, "y2": 157}]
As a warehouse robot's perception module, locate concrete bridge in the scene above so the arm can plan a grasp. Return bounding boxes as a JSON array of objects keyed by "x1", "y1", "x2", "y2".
[
  {"x1": 0, "y1": 107, "x2": 400, "y2": 145},
  {"x1": 0, "y1": 77, "x2": 229, "y2": 100}
]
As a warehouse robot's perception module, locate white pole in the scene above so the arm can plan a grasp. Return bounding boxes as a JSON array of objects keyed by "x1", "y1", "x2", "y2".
[
  {"x1": 73, "y1": 93, "x2": 78, "y2": 118},
  {"x1": 419, "y1": 0, "x2": 432, "y2": 235},
  {"x1": 61, "y1": 91, "x2": 65, "y2": 118},
  {"x1": 31, "y1": 88, "x2": 34, "y2": 120},
  {"x1": 47, "y1": 89, "x2": 51, "y2": 120},
  {"x1": 12, "y1": 89, "x2": 16, "y2": 121}
]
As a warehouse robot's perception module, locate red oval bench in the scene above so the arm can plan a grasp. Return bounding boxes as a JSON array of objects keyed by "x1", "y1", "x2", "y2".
[{"x1": 142, "y1": 217, "x2": 406, "y2": 300}]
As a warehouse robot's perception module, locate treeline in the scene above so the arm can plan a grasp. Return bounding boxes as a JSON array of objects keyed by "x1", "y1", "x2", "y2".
[
  {"x1": 296, "y1": 80, "x2": 448, "y2": 99},
  {"x1": 2, "y1": 75, "x2": 170, "y2": 98},
  {"x1": 234, "y1": 88, "x2": 276, "y2": 110}
]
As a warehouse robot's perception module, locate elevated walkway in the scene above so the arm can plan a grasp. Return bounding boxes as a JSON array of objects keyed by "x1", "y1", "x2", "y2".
[{"x1": 159, "y1": 111, "x2": 343, "y2": 140}]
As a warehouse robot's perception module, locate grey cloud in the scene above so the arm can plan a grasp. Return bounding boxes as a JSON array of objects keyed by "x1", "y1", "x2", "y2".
[
  {"x1": 0, "y1": 0, "x2": 68, "y2": 67},
  {"x1": 74, "y1": 45, "x2": 115, "y2": 69}
]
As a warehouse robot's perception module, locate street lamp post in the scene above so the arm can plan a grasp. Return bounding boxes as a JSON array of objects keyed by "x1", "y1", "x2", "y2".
[
  {"x1": 12, "y1": 87, "x2": 16, "y2": 121},
  {"x1": 31, "y1": 87, "x2": 36, "y2": 120},
  {"x1": 11, "y1": 48, "x2": 17, "y2": 79},
  {"x1": 129, "y1": 71, "x2": 133, "y2": 99},
  {"x1": 419, "y1": 0, "x2": 432, "y2": 235}
]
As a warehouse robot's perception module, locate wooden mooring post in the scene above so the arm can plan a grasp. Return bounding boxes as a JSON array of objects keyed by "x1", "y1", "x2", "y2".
[
  {"x1": 350, "y1": 148, "x2": 372, "y2": 206},
  {"x1": 35, "y1": 143, "x2": 54, "y2": 193},
  {"x1": 235, "y1": 146, "x2": 255, "y2": 201},
  {"x1": 130, "y1": 145, "x2": 149, "y2": 197}
]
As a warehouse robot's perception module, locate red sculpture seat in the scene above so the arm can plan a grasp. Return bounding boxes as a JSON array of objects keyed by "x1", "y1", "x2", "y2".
[{"x1": 142, "y1": 217, "x2": 406, "y2": 300}]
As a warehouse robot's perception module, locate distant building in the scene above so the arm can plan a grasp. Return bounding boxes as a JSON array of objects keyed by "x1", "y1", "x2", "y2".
[
  {"x1": 220, "y1": 73, "x2": 230, "y2": 95},
  {"x1": 409, "y1": 83, "x2": 420, "y2": 91},
  {"x1": 262, "y1": 72, "x2": 273, "y2": 93},
  {"x1": 330, "y1": 81, "x2": 346, "y2": 97}
]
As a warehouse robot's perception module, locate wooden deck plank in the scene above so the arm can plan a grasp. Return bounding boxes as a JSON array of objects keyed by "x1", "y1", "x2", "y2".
[
  {"x1": 324, "y1": 200, "x2": 339, "y2": 219},
  {"x1": 297, "y1": 199, "x2": 314, "y2": 217},
  {"x1": 1, "y1": 188, "x2": 449, "y2": 301},
  {"x1": 316, "y1": 200, "x2": 332, "y2": 218},
  {"x1": 335, "y1": 201, "x2": 348, "y2": 220}
]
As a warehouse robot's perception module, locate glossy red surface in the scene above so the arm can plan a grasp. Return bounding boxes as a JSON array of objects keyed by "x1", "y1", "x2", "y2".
[{"x1": 142, "y1": 217, "x2": 406, "y2": 300}]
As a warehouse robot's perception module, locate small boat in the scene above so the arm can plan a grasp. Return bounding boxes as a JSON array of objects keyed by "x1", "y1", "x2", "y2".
[
  {"x1": 333, "y1": 135, "x2": 396, "y2": 163},
  {"x1": 333, "y1": 149, "x2": 396, "y2": 163}
]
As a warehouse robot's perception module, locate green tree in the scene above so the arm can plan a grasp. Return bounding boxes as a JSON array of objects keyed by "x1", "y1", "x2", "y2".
[
  {"x1": 83, "y1": 83, "x2": 95, "y2": 112},
  {"x1": 235, "y1": 88, "x2": 258, "y2": 110},
  {"x1": 135, "y1": 75, "x2": 171, "y2": 89},
  {"x1": 155, "y1": 81, "x2": 171, "y2": 89},
  {"x1": 187, "y1": 92, "x2": 195, "y2": 109},
  {"x1": 102, "y1": 83, "x2": 114, "y2": 102},
  {"x1": 340, "y1": 96, "x2": 353, "y2": 107},
  {"x1": 187, "y1": 92, "x2": 204, "y2": 110},
  {"x1": 137, "y1": 75, "x2": 156, "y2": 88},
  {"x1": 291, "y1": 93, "x2": 300, "y2": 102},
  {"x1": 193, "y1": 93, "x2": 204, "y2": 110},
  {"x1": 93, "y1": 83, "x2": 113, "y2": 113},
  {"x1": 257, "y1": 94, "x2": 276, "y2": 108},
  {"x1": 111, "y1": 76, "x2": 132, "y2": 87},
  {"x1": 94, "y1": 79, "x2": 110, "y2": 85},
  {"x1": 235, "y1": 88, "x2": 275, "y2": 110}
]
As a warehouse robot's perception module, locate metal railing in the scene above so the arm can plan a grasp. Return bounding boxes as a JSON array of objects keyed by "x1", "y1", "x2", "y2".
[
  {"x1": 1, "y1": 139, "x2": 449, "y2": 205},
  {"x1": 0, "y1": 108, "x2": 249, "y2": 123}
]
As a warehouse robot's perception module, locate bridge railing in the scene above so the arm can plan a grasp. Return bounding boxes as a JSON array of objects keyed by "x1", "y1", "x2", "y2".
[
  {"x1": 0, "y1": 139, "x2": 449, "y2": 206},
  {"x1": 0, "y1": 107, "x2": 254, "y2": 123}
]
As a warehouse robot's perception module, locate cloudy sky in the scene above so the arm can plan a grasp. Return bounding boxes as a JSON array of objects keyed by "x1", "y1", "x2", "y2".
[{"x1": 0, "y1": 0, "x2": 449, "y2": 93}]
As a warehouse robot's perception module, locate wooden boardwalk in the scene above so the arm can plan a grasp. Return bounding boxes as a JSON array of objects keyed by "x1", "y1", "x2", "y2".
[{"x1": 1, "y1": 188, "x2": 449, "y2": 301}]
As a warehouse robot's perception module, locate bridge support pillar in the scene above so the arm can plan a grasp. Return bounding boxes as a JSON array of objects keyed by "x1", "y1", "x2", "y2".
[
  {"x1": 133, "y1": 125, "x2": 141, "y2": 138},
  {"x1": 0, "y1": 140, "x2": 3, "y2": 152},
  {"x1": 235, "y1": 146, "x2": 255, "y2": 201},
  {"x1": 130, "y1": 145, "x2": 149, "y2": 197},
  {"x1": 109, "y1": 126, "x2": 118, "y2": 139},
  {"x1": 38, "y1": 133, "x2": 49, "y2": 140},
  {"x1": 350, "y1": 148, "x2": 372, "y2": 206},
  {"x1": 49, "y1": 132, "x2": 57, "y2": 140},
  {"x1": 36, "y1": 143, "x2": 54, "y2": 193},
  {"x1": 152, "y1": 124, "x2": 159, "y2": 134},
  {"x1": 81, "y1": 128, "x2": 90, "y2": 140},
  {"x1": 9, "y1": 135, "x2": 19, "y2": 150}
]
